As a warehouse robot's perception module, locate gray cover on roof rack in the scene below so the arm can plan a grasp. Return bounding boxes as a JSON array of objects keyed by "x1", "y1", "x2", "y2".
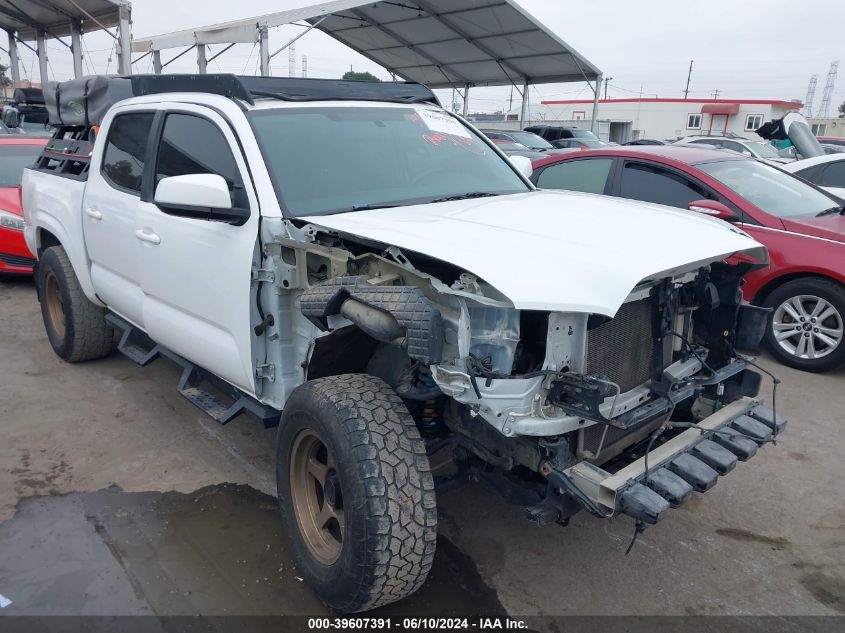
[{"x1": 44, "y1": 76, "x2": 134, "y2": 127}]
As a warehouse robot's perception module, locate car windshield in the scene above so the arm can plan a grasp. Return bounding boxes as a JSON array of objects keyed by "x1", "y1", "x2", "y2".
[
  {"x1": 571, "y1": 130, "x2": 599, "y2": 140},
  {"x1": 579, "y1": 139, "x2": 607, "y2": 148},
  {"x1": 746, "y1": 141, "x2": 780, "y2": 159},
  {"x1": 508, "y1": 132, "x2": 554, "y2": 149},
  {"x1": 249, "y1": 106, "x2": 529, "y2": 217},
  {"x1": 0, "y1": 144, "x2": 43, "y2": 186},
  {"x1": 698, "y1": 159, "x2": 840, "y2": 218}
]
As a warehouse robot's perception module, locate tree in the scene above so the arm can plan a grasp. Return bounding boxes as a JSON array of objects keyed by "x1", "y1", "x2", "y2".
[
  {"x1": 342, "y1": 70, "x2": 380, "y2": 82},
  {"x1": 839, "y1": 100, "x2": 845, "y2": 118}
]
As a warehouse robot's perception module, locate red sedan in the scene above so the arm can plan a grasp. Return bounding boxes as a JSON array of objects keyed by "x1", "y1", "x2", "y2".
[
  {"x1": 0, "y1": 136, "x2": 48, "y2": 275},
  {"x1": 531, "y1": 145, "x2": 845, "y2": 373}
]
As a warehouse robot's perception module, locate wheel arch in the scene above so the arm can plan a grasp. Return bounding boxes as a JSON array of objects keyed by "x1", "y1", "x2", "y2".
[
  {"x1": 32, "y1": 221, "x2": 102, "y2": 307},
  {"x1": 752, "y1": 271, "x2": 845, "y2": 306}
]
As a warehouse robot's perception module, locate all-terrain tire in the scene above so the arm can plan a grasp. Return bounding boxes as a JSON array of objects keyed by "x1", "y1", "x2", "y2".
[
  {"x1": 277, "y1": 374, "x2": 437, "y2": 613},
  {"x1": 763, "y1": 277, "x2": 845, "y2": 373},
  {"x1": 36, "y1": 245, "x2": 117, "y2": 362}
]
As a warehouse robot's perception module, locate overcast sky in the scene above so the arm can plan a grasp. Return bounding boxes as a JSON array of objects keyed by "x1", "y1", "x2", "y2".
[{"x1": 9, "y1": 0, "x2": 843, "y2": 116}]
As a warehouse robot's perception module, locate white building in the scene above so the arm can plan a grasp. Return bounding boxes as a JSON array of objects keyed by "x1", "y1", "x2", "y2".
[
  {"x1": 527, "y1": 97, "x2": 803, "y2": 143},
  {"x1": 806, "y1": 116, "x2": 845, "y2": 139}
]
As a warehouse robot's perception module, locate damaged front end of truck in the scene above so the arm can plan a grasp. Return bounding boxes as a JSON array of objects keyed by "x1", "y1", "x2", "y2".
[{"x1": 256, "y1": 202, "x2": 783, "y2": 532}]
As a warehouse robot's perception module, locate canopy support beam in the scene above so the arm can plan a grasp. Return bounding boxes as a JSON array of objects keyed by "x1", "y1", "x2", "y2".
[
  {"x1": 591, "y1": 74, "x2": 602, "y2": 134},
  {"x1": 116, "y1": 2, "x2": 131, "y2": 74},
  {"x1": 152, "y1": 49, "x2": 161, "y2": 73},
  {"x1": 7, "y1": 30, "x2": 20, "y2": 87},
  {"x1": 259, "y1": 25, "x2": 269, "y2": 75},
  {"x1": 462, "y1": 83, "x2": 470, "y2": 117},
  {"x1": 70, "y1": 20, "x2": 83, "y2": 78},
  {"x1": 520, "y1": 79, "x2": 530, "y2": 126},
  {"x1": 197, "y1": 43, "x2": 207, "y2": 73},
  {"x1": 36, "y1": 29, "x2": 48, "y2": 84}
]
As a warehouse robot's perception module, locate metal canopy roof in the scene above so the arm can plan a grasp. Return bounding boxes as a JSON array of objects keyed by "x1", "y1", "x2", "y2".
[
  {"x1": 0, "y1": 0, "x2": 127, "y2": 40},
  {"x1": 131, "y1": 0, "x2": 601, "y2": 88}
]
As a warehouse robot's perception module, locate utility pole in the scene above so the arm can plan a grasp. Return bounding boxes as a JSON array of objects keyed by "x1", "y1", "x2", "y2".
[
  {"x1": 684, "y1": 59, "x2": 693, "y2": 99},
  {"x1": 711, "y1": 89, "x2": 720, "y2": 99},
  {"x1": 603, "y1": 76, "x2": 613, "y2": 100}
]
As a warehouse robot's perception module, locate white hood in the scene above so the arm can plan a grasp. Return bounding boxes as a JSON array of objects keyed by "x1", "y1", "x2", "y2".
[{"x1": 303, "y1": 190, "x2": 766, "y2": 316}]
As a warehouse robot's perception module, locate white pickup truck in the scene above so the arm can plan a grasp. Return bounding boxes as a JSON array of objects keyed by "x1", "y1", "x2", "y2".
[{"x1": 23, "y1": 74, "x2": 785, "y2": 612}]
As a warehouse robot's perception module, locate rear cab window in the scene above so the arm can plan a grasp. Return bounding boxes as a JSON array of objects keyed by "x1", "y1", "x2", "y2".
[{"x1": 101, "y1": 112, "x2": 155, "y2": 194}]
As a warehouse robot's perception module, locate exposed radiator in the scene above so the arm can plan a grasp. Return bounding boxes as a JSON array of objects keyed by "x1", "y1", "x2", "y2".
[
  {"x1": 580, "y1": 298, "x2": 657, "y2": 460},
  {"x1": 583, "y1": 298, "x2": 654, "y2": 392}
]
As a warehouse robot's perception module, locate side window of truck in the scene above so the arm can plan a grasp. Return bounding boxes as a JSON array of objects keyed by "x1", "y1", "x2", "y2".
[
  {"x1": 155, "y1": 113, "x2": 245, "y2": 206},
  {"x1": 101, "y1": 112, "x2": 155, "y2": 194}
]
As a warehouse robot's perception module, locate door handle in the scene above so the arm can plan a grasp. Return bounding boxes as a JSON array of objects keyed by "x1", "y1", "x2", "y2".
[
  {"x1": 84, "y1": 207, "x2": 102, "y2": 220},
  {"x1": 134, "y1": 229, "x2": 161, "y2": 245}
]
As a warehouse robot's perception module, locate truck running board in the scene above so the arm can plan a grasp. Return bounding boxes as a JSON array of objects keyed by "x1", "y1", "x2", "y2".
[{"x1": 106, "y1": 314, "x2": 280, "y2": 428}]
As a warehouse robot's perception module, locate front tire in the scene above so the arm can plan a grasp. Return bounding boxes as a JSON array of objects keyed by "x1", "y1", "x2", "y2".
[
  {"x1": 763, "y1": 278, "x2": 845, "y2": 373},
  {"x1": 36, "y1": 246, "x2": 117, "y2": 362},
  {"x1": 277, "y1": 374, "x2": 437, "y2": 612}
]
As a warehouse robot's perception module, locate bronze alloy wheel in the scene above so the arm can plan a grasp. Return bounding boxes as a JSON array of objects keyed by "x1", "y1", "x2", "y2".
[
  {"x1": 289, "y1": 429, "x2": 345, "y2": 565},
  {"x1": 44, "y1": 270, "x2": 66, "y2": 339}
]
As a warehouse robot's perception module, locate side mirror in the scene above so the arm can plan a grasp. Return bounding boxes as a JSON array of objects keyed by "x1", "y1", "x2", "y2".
[
  {"x1": 688, "y1": 199, "x2": 737, "y2": 222},
  {"x1": 2, "y1": 108, "x2": 19, "y2": 128},
  {"x1": 508, "y1": 154, "x2": 533, "y2": 179},
  {"x1": 154, "y1": 174, "x2": 249, "y2": 225}
]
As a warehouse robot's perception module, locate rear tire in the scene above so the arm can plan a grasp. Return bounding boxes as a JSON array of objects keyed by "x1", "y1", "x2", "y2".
[
  {"x1": 763, "y1": 278, "x2": 845, "y2": 373},
  {"x1": 277, "y1": 374, "x2": 437, "y2": 613},
  {"x1": 36, "y1": 245, "x2": 117, "y2": 362}
]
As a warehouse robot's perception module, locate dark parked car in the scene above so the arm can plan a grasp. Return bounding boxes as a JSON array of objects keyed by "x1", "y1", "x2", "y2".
[
  {"x1": 479, "y1": 129, "x2": 563, "y2": 153},
  {"x1": 530, "y1": 145, "x2": 845, "y2": 372},
  {"x1": 524, "y1": 125, "x2": 599, "y2": 143},
  {"x1": 550, "y1": 138, "x2": 610, "y2": 149}
]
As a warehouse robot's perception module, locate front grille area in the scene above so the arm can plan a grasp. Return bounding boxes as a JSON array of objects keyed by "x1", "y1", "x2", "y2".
[
  {"x1": 0, "y1": 252, "x2": 36, "y2": 268},
  {"x1": 583, "y1": 298, "x2": 654, "y2": 392}
]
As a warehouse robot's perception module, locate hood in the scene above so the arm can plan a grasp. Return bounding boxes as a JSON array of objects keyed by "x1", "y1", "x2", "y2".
[
  {"x1": 303, "y1": 190, "x2": 766, "y2": 316},
  {"x1": 782, "y1": 213, "x2": 845, "y2": 243}
]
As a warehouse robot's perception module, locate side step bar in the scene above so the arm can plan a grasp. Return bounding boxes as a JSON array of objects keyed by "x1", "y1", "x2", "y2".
[{"x1": 106, "y1": 313, "x2": 280, "y2": 428}]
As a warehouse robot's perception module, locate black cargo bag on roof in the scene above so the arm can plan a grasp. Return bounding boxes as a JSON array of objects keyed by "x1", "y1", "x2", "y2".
[{"x1": 44, "y1": 76, "x2": 133, "y2": 127}]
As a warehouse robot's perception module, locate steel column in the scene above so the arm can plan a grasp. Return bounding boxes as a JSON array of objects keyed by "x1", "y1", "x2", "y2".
[
  {"x1": 197, "y1": 44, "x2": 207, "y2": 73},
  {"x1": 462, "y1": 83, "x2": 470, "y2": 117},
  {"x1": 152, "y1": 50, "x2": 162, "y2": 74},
  {"x1": 7, "y1": 31, "x2": 20, "y2": 88},
  {"x1": 520, "y1": 79, "x2": 530, "y2": 126},
  {"x1": 36, "y1": 31, "x2": 48, "y2": 84},
  {"x1": 590, "y1": 74, "x2": 602, "y2": 134},
  {"x1": 117, "y1": 3, "x2": 132, "y2": 74},
  {"x1": 259, "y1": 25, "x2": 270, "y2": 75},
  {"x1": 70, "y1": 21, "x2": 83, "y2": 78}
]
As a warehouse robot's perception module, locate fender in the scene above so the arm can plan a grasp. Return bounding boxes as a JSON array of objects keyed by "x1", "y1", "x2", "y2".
[{"x1": 22, "y1": 168, "x2": 102, "y2": 306}]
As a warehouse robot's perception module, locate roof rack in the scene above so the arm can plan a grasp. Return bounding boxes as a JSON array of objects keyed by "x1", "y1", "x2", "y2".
[{"x1": 45, "y1": 74, "x2": 440, "y2": 127}]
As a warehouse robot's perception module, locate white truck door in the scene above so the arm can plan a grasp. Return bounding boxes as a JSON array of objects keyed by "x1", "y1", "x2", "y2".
[
  {"x1": 135, "y1": 107, "x2": 259, "y2": 394},
  {"x1": 82, "y1": 110, "x2": 157, "y2": 326}
]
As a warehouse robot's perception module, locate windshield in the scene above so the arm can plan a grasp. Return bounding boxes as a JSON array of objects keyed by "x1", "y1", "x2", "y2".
[
  {"x1": 746, "y1": 141, "x2": 780, "y2": 159},
  {"x1": 249, "y1": 106, "x2": 528, "y2": 216},
  {"x1": 579, "y1": 139, "x2": 607, "y2": 148},
  {"x1": 508, "y1": 132, "x2": 554, "y2": 149},
  {"x1": 699, "y1": 159, "x2": 839, "y2": 218},
  {"x1": 571, "y1": 129, "x2": 599, "y2": 140},
  {"x1": 0, "y1": 144, "x2": 43, "y2": 186}
]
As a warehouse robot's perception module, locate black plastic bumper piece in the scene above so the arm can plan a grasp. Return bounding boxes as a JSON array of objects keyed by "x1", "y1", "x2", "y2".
[
  {"x1": 748, "y1": 405, "x2": 787, "y2": 435},
  {"x1": 668, "y1": 453, "x2": 719, "y2": 492},
  {"x1": 691, "y1": 439, "x2": 738, "y2": 475},
  {"x1": 618, "y1": 483, "x2": 670, "y2": 524},
  {"x1": 644, "y1": 468, "x2": 694, "y2": 508},
  {"x1": 711, "y1": 432, "x2": 759, "y2": 460},
  {"x1": 731, "y1": 415, "x2": 774, "y2": 442}
]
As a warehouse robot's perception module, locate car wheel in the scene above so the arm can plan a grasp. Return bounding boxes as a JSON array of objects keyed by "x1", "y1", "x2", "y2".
[
  {"x1": 763, "y1": 278, "x2": 845, "y2": 373},
  {"x1": 36, "y1": 245, "x2": 117, "y2": 362},
  {"x1": 277, "y1": 374, "x2": 437, "y2": 612}
]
